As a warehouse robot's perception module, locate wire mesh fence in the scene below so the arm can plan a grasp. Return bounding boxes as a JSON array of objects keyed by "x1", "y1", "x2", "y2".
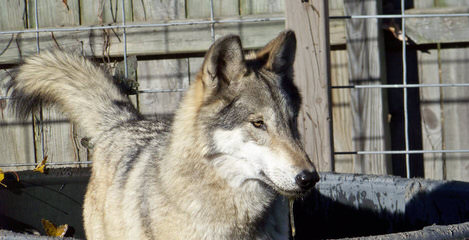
[{"x1": 329, "y1": 0, "x2": 469, "y2": 179}]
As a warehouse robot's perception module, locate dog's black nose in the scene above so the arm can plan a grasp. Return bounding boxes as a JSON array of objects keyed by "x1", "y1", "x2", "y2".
[{"x1": 295, "y1": 170, "x2": 320, "y2": 190}]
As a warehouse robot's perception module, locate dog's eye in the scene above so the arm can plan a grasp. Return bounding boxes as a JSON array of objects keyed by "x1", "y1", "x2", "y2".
[{"x1": 251, "y1": 120, "x2": 265, "y2": 129}]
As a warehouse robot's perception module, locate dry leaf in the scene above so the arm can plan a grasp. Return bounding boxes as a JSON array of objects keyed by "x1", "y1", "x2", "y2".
[
  {"x1": 383, "y1": 20, "x2": 408, "y2": 43},
  {"x1": 0, "y1": 169, "x2": 20, "y2": 188},
  {"x1": 41, "y1": 219, "x2": 68, "y2": 237},
  {"x1": 0, "y1": 168, "x2": 6, "y2": 187},
  {"x1": 34, "y1": 156, "x2": 48, "y2": 174},
  {"x1": 62, "y1": 0, "x2": 70, "y2": 11}
]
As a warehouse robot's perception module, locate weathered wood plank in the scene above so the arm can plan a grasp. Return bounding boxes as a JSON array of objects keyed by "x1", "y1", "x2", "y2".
[
  {"x1": 0, "y1": 0, "x2": 26, "y2": 30},
  {"x1": 328, "y1": 0, "x2": 346, "y2": 47},
  {"x1": 132, "y1": 0, "x2": 187, "y2": 115},
  {"x1": 0, "y1": 15, "x2": 292, "y2": 65},
  {"x1": 433, "y1": 0, "x2": 469, "y2": 7},
  {"x1": 27, "y1": 0, "x2": 80, "y2": 28},
  {"x1": 440, "y1": 48, "x2": 469, "y2": 182},
  {"x1": 132, "y1": 0, "x2": 185, "y2": 21},
  {"x1": 137, "y1": 58, "x2": 189, "y2": 118},
  {"x1": 330, "y1": 50, "x2": 353, "y2": 173},
  {"x1": 132, "y1": 0, "x2": 187, "y2": 117},
  {"x1": 405, "y1": 7, "x2": 469, "y2": 45},
  {"x1": 79, "y1": 0, "x2": 133, "y2": 25},
  {"x1": 131, "y1": 0, "x2": 187, "y2": 114},
  {"x1": 329, "y1": 0, "x2": 350, "y2": 173},
  {"x1": 418, "y1": 49, "x2": 444, "y2": 180},
  {"x1": 415, "y1": 0, "x2": 469, "y2": 182},
  {"x1": 1, "y1": 72, "x2": 36, "y2": 171},
  {"x1": 329, "y1": 20, "x2": 346, "y2": 48},
  {"x1": 0, "y1": 1, "x2": 36, "y2": 170},
  {"x1": 189, "y1": 57, "x2": 204, "y2": 83},
  {"x1": 412, "y1": 0, "x2": 469, "y2": 7},
  {"x1": 413, "y1": 0, "x2": 435, "y2": 8},
  {"x1": 240, "y1": 0, "x2": 284, "y2": 15},
  {"x1": 328, "y1": 0, "x2": 344, "y2": 14},
  {"x1": 186, "y1": 0, "x2": 239, "y2": 18},
  {"x1": 78, "y1": 0, "x2": 133, "y2": 64},
  {"x1": 345, "y1": 0, "x2": 389, "y2": 175},
  {"x1": 38, "y1": 109, "x2": 88, "y2": 166},
  {"x1": 285, "y1": 0, "x2": 332, "y2": 171},
  {"x1": 31, "y1": 1, "x2": 88, "y2": 167}
]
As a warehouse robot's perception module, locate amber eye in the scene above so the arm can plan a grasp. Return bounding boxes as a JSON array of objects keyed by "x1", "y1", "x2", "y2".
[{"x1": 251, "y1": 120, "x2": 265, "y2": 129}]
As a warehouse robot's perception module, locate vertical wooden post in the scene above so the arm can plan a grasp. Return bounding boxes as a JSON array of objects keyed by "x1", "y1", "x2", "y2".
[
  {"x1": 344, "y1": 0, "x2": 389, "y2": 175},
  {"x1": 285, "y1": 0, "x2": 333, "y2": 172},
  {"x1": 415, "y1": 0, "x2": 444, "y2": 181}
]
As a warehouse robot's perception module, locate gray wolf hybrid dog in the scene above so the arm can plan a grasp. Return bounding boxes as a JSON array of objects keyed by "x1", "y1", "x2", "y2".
[{"x1": 8, "y1": 30, "x2": 319, "y2": 239}]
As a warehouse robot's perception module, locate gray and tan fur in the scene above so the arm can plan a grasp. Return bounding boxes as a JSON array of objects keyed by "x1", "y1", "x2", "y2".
[{"x1": 7, "y1": 30, "x2": 319, "y2": 240}]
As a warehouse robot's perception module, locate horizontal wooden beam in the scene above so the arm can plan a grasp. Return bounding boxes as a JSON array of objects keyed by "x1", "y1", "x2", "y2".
[
  {"x1": 0, "y1": 14, "x2": 346, "y2": 65},
  {"x1": 405, "y1": 7, "x2": 469, "y2": 45}
]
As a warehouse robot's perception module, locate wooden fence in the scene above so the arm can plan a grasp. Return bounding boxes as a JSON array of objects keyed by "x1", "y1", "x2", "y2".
[
  {"x1": 0, "y1": 0, "x2": 468, "y2": 182},
  {"x1": 411, "y1": 1, "x2": 469, "y2": 181}
]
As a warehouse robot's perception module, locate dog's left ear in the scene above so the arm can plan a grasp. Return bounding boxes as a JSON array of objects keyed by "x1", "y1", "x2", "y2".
[{"x1": 256, "y1": 30, "x2": 296, "y2": 74}]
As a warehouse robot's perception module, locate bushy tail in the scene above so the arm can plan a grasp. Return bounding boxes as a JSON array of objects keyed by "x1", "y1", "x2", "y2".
[{"x1": 7, "y1": 51, "x2": 142, "y2": 139}]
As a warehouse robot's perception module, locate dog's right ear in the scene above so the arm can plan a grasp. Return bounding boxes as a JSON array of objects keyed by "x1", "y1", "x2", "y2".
[{"x1": 201, "y1": 35, "x2": 245, "y2": 95}]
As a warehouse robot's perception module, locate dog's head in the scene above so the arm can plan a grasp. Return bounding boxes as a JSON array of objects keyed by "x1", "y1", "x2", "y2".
[{"x1": 193, "y1": 30, "x2": 319, "y2": 197}]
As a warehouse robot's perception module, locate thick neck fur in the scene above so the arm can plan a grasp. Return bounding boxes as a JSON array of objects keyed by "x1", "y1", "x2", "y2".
[{"x1": 158, "y1": 76, "x2": 276, "y2": 238}]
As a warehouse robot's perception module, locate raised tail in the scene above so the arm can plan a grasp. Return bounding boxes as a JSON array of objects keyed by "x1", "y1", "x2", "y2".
[{"x1": 7, "y1": 51, "x2": 142, "y2": 139}]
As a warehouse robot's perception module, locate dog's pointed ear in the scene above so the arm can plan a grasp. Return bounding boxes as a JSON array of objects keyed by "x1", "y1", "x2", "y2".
[
  {"x1": 256, "y1": 30, "x2": 296, "y2": 74},
  {"x1": 201, "y1": 35, "x2": 245, "y2": 93}
]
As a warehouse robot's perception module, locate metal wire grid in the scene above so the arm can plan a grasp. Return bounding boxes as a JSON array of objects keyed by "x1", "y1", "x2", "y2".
[
  {"x1": 330, "y1": 2, "x2": 469, "y2": 178},
  {"x1": 0, "y1": 1, "x2": 467, "y2": 176}
]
